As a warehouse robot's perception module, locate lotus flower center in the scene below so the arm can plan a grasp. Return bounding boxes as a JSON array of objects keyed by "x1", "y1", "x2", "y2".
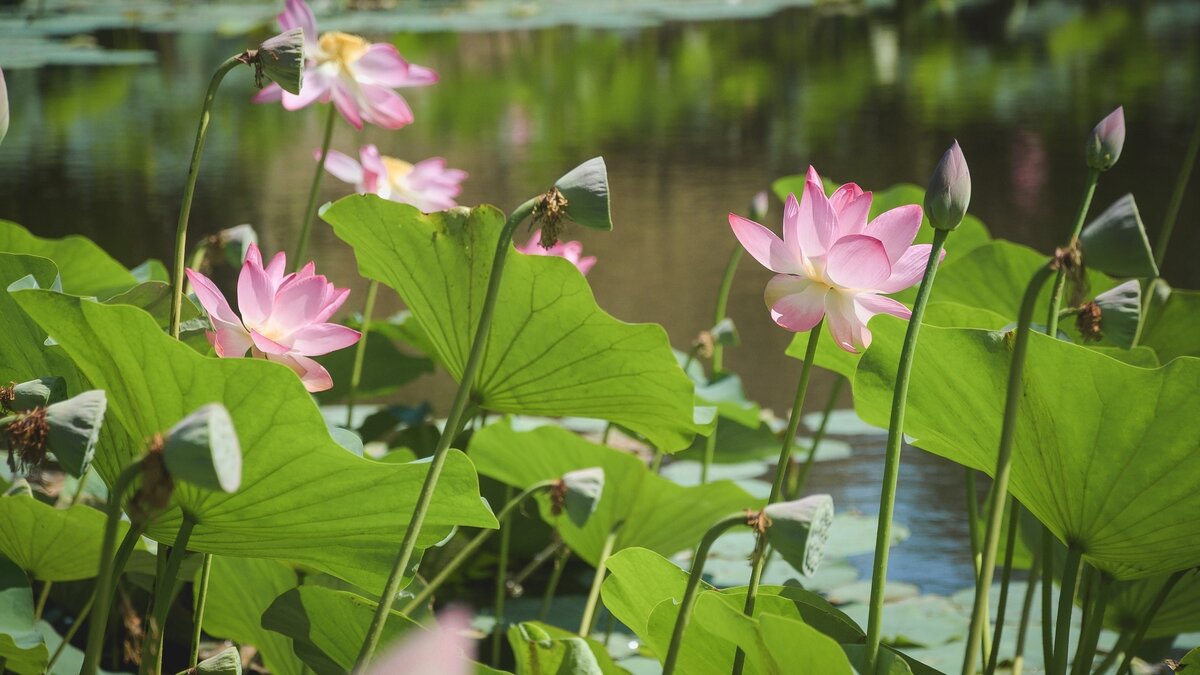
[
  {"x1": 381, "y1": 157, "x2": 414, "y2": 181},
  {"x1": 318, "y1": 32, "x2": 369, "y2": 66}
]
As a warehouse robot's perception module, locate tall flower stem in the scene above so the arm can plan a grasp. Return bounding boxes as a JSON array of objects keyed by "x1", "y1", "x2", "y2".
[
  {"x1": 579, "y1": 527, "x2": 619, "y2": 637},
  {"x1": 1041, "y1": 527, "x2": 1056, "y2": 667},
  {"x1": 1095, "y1": 632, "x2": 1132, "y2": 675},
  {"x1": 190, "y1": 553, "x2": 213, "y2": 668},
  {"x1": 1153, "y1": 117, "x2": 1200, "y2": 268},
  {"x1": 1051, "y1": 547, "x2": 1082, "y2": 675},
  {"x1": 82, "y1": 459, "x2": 145, "y2": 675},
  {"x1": 862, "y1": 228, "x2": 951, "y2": 674},
  {"x1": 491, "y1": 485, "x2": 515, "y2": 667},
  {"x1": 402, "y1": 481, "x2": 556, "y2": 614},
  {"x1": 961, "y1": 262, "x2": 1057, "y2": 675},
  {"x1": 731, "y1": 317, "x2": 824, "y2": 675},
  {"x1": 984, "y1": 497, "x2": 1020, "y2": 675},
  {"x1": 662, "y1": 513, "x2": 748, "y2": 675},
  {"x1": 140, "y1": 515, "x2": 198, "y2": 675},
  {"x1": 700, "y1": 245, "x2": 745, "y2": 484},
  {"x1": 292, "y1": 103, "x2": 338, "y2": 270},
  {"x1": 352, "y1": 196, "x2": 539, "y2": 673},
  {"x1": 1071, "y1": 572, "x2": 1111, "y2": 675},
  {"x1": 788, "y1": 376, "x2": 843, "y2": 499},
  {"x1": 1115, "y1": 569, "x2": 1186, "y2": 675},
  {"x1": 1011, "y1": 545, "x2": 1041, "y2": 675},
  {"x1": 1045, "y1": 168, "x2": 1099, "y2": 335},
  {"x1": 539, "y1": 546, "x2": 571, "y2": 622},
  {"x1": 345, "y1": 279, "x2": 380, "y2": 427},
  {"x1": 170, "y1": 56, "x2": 243, "y2": 339}
]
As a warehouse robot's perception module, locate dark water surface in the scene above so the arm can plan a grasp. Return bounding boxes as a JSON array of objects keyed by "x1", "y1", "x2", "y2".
[{"x1": 1, "y1": 1, "x2": 1197, "y2": 595}]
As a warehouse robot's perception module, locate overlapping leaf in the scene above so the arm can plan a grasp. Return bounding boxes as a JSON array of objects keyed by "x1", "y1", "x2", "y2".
[
  {"x1": 323, "y1": 197, "x2": 699, "y2": 450},
  {"x1": 0, "y1": 253, "x2": 82, "y2": 391},
  {"x1": 201, "y1": 556, "x2": 304, "y2": 675},
  {"x1": 0, "y1": 554, "x2": 46, "y2": 674},
  {"x1": 470, "y1": 422, "x2": 760, "y2": 565},
  {"x1": 13, "y1": 290, "x2": 497, "y2": 593},
  {"x1": 853, "y1": 315, "x2": 1200, "y2": 579},
  {"x1": 0, "y1": 220, "x2": 135, "y2": 297},
  {"x1": 0, "y1": 491, "x2": 127, "y2": 581}
]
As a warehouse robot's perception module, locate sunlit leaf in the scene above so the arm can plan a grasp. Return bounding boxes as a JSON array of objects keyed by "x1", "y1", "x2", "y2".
[
  {"x1": 1105, "y1": 569, "x2": 1200, "y2": 639},
  {"x1": 470, "y1": 422, "x2": 760, "y2": 565},
  {"x1": 13, "y1": 290, "x2": 497, "y2": 593},
  {"x1": 1139, "y1": 283, "x2": 1200, "y2": 363},
  {"x1": 853, "y1": 315, "x2": 1200, "y2": 579},
  {"x1": 0, "y1": 220, "x2": 136, "y2": 297},
  {"x1": 201, "y1": 556, "x2": 304, "y2": 675},
  {"x1": 322, "y1": 197, "x2": 699, "y2": 450},
  {"x1": 0, "y1": 491, "x2": 126, "y2": 581},
  {"x1": 507, "y1": 623, "x2": 604, "y2": 675}
]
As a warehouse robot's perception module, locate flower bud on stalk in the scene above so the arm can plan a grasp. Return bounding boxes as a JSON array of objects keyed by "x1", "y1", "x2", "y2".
[
  {"x1": 924, "y1": 140, "x2": 971, "y2": 231},
  {"x1": 1086, "y1": 107, "x2": 1125, "y2": 172},
  {"x1": 0, "y1": 67, "x2": 9, "y2": 147}
]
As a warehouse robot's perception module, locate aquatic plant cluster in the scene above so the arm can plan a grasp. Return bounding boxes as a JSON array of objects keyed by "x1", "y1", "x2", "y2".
[{"x1": 0, "y1": 3, "x2": 1197, "y2": 675}]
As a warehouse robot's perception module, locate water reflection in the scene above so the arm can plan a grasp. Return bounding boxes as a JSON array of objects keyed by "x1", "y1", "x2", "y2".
[{"x1": 0, "y1": 1, "x2": 1196, "y2": 594}]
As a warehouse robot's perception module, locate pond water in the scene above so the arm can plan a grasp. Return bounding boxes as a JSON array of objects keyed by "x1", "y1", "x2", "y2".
[{"x1": 1, "y1": 0, "x2": 1197, "y2": 597}]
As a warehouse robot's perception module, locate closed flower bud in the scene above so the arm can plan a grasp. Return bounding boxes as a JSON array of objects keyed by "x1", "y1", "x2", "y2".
[
  {"x1": 254, "y1": 28, "x2": 305, "y2": 96},
  {"x1": 924, "y1": 140, "x2": 971, "y2": 231},
  {"x1": 762, "y1": 494, "x2": 834, "y2": 577},
  {"x1": 194, "y1": 646, "x2": 243, "y2": 675},
  {"x1": 1086, "y1": 107, "x2": 1124, "y2": 171},
  {"x1": 553, "y1": 467, "x2": 604, "y2": 527},
  {"x1": 552, "y1": 157, "x2": 612, "y2": 232}
]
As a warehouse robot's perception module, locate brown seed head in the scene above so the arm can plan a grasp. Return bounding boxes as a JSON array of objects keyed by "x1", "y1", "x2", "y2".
[
  {"x1": 0, "y1": 382, "x2": 15, "y2": 410},
  {"x1": 549, "y1": 479, "x2": 568, "y2": 516},
  {"x1": 745, "y1": 507, "x2": 772, "y2": 535},
  {"x1": 1076, "y1": 302, "x2": 1104, "y2": 342},
  {"x1": 4, "y1": 408, "x2": 49, "y2": 474},
  {"x1": 533, "y1": 187, "x2": 570, "y2": 248},
  {"x1": 693, "y1": 331, "x2": 715, "y2": 360}
]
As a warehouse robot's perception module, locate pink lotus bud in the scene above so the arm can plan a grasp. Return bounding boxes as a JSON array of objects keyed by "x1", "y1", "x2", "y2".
[
  {"x1": 924, "y1": 140, "x2": 971, "y2": 231},
  {"x1": 1086, "y1": 106, "x2": 1125, "y2": 171},
  {"x1": 749, "y1": 190, "x2": 769, "y2": 222}
]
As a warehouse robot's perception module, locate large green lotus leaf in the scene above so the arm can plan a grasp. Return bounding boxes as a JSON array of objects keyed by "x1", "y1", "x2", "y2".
[
  {"x1": 322, "y1": 197, "x2": 698, "y2": 451},
  {"x1": 470, "y1": 422, "x2": 760, "y2": 566},
  {"x1": 691, "y1": 592, "x2": 855, "y2": 674},
  {"x1": 786, "y1": 301, "x2": 1011, "y2": 378},
  {"x1": 201, "y1": 556, "x2": 304, "y2": 675},
  {"x1": 0, "y1": 253, "x2": 83, "y2": 393},
  {"x1": 769, "y1": 180, "x2": 992, "y2": 268},
  {"x1": 261, "y1": 585, "x2": 503, "y2": 675},
  {"x1": 1104, "y1": 570, "x2": 1200, "y2": 639},
  {"x1": 1139, "y1": 284, "x2": 1200, "y2": 363},
  {"x1": 0, "y1": 491, "x2": 127, "y2": 581},
  {"x1": 262, "y1": 585, "x2": 421, "y2": 675},
  {"x1": 852, "y1": 315, "x2": 1200, "y2": 579},
  {"x1": 0, "y1": 554, "x2": 47, "y2": 675},
  {"x1": 0, "y1": 220, "x2": 135, "y2": 298},
  {"x1": 928, "y1": 239, "x2": 1116, "y2": 323},
  {"x1": 12, "y1": 290, "x2": 497, "y2": 593}
]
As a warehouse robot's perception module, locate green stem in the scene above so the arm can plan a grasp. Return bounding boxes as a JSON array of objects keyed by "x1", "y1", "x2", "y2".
[
  {"x1": 961, "y1": 262, "x2": 1056, "y2": 675},
  {"x1": 510, "y1": 540, "x2": 562, "y2": 592},
  {"x1": 1094, "y1": 632, "x2": 1131, "y2": 675},
  {"x1": 1011, "y1": 543, "x2": 1041, "y2": 675},
  {"x1": 863, "y1": 228, "x2": 951, "y2": 674},
  {"x1": 984, "y1": 497, "x2": 1020, "y2": 675},
  {"x1": 789, "y1": 376, "x2": 843, "y2": 499},
  {"x1": 650, "y1": 450, "x2": 664, "y2": 474},
  {"x1": 662, "y1": 514, "x2": 747, "y2": 675},
  {"x1": 579, "y1": 528, "x2": 619, "y2": 637},
  {"x1": 140, "y1": 515, "x2": 198, "y2": 675},
  {"x1": 966, "y1": 469, "x2": 983, "y2": 572},
  {"x1": 292, "y1": 103, "x2": 338, "y2": 270},
  {"x1": 345, "y1": 279, "x2": 380, "y2": 428},
  {"x1": 539, "y1": 546, "x2": 571, "y2": 623},
  {"x1": 351, "y1": 197, "x2": 539, "y2": 673},
  {"x1": 491, "y1": 485, "x2": 515, "y2": 668},
  {"x1": 1051, "y1": 546, "x2": 1082, "y2": 675},
  {"x1": 1045, "y1": 168, "x2": 1099, "y2": 336},
  {"x1": 1042, "y1": 527, "x2": 1056, "y2": 669},
  {"x1": 1071, "y1": 571, "x2": 1111, "y2": 675},
  {"x1": 731, "y1": 316, "x2": 824, "y2": 675},
  {"x1": 81, "y1": 459, "x2": 145, "y2": 675},
  {"x1": 711, "y1": 245, "x2": 744, "y2": 376},
  {"x1": 68, "y1": 467, "x2": 91, "y2": 505},
  {"x1": 701, "y1": 430, "x2": 717, "y2": 485},
  {"x1": 1115, "y1": 569, "x2": 1185, "y2": 675},
  {"x1": 170, "y1": 56, "x2": 243, "y2": 339},
  {"x1": 34, "y1": 580, "x2": 51, "y2": 620},
  {"x1": 190, "y1": 553, "x2": 213, "y2": 668},
  {"x1": 1154, "y1": 117, "x2": 1200, "y2": 268}
]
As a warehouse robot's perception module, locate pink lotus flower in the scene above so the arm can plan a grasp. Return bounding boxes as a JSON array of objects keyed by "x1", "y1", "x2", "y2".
[
  {"x1": 515, "y1": 231, "x2": 597, "y2": 276},
  {"x1": 365, "y1": 608, "x2": 475, "y2": 675},
  {"x1": 322, "y1": 145, "x2": 466, "y2": 212},
  {"x1": 253, "y1": 0, "x2": 437, "y2": 130},
  {"x1": 729, "y1": 166, "x2": 943, "y2": 353},
  {"x1": 186, "y1": 244, "x2": 360, "y2": 392}
]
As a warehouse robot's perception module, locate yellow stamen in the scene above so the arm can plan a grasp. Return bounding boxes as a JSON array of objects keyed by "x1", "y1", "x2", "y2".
[{"x1": 318, "y1": 32, "x2": 369, "y2": 67}]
